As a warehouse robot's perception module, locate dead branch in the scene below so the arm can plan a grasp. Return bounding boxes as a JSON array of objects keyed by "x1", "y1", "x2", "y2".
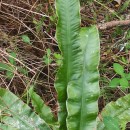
[{"x1": 98, "y1": 20, "x2": 130, "y2": 30}]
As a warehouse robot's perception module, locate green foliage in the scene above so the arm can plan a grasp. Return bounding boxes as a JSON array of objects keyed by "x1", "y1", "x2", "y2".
[
  {"x1": 18, "y1": 67, "x2": 28, "y2": 75},
  {"x1": 121, "y1": 56, "x2": 128, "y2": 64},
  {"x1": 97, "y1": 94, "x2": 130, "y2": 130},
  {"x1": 0, "y1": 53, "x2": 15, "y2": 79},
  {"x1": 0, "y1": 88, "x2": 51, "y2": 130},
  {"x1": 113, "y1": 63, "x2": 124, "y2": 76},
  {"x1": 0, "y1": 0, "x2": 100, "y2": 130},
  {"x1": 55, "y1": 0, "x2": 100, "y2": 129},
  {"x1": 43, "y1": 49, "x2": 53, "y2": 65},
  {"x1": 55, "y1": 0, "x2": 81, "y2": 128},
  {"x1": 29, "y1": 87, "x2": 57, "y2": 127},
  {"x1": 43, "y1": 48, "x2": 63, "y2": 66},
  {"x1": 9, "y1": 52, "x2": 16, "y2": 65},
  {"x1": 54, "y1": 53, "x2": 62, "y2": 66},
  {"x1": 21, "y1": 35, "x2": 31, "y2": 44},
  {"x1": 109, "y1": 78, "x2": 120, "y2": 87},
  {"x1": 0, "y1": 0, "x2": 130, "y2": 130},
  {"x1": 0, "y1": 62, "x2": 14, "y2": 72},
  {"x1": 50, "y1": 14, "x2": 57, "y2": 23},
  {"x1": 120, "y1": 78, "x2": 129, "y2": 88},
  {"x1": 103, "y1": 116, "x2": 120, "y2": 130},
  {"x1": 126, "y1": 30, "x2": 130, "y2": 40},
  {"x1": 119, "y1": 0, "x2": 130, "y2": 13},
  {"x1": 0, "y1": 123, "x2": 17, "y2": 130},
  {"x1": 109, "y1": 63, "x2": 130, "y2": 88},
  {"x1": 65, "y1": 27, "x2": 100, "y2": 130},
  {"x1": 33, "y1": 17, "x2": 45, "y2": 33},
  {"x1": 0, "y1": 51, "x2": 28, "y2": 79}
]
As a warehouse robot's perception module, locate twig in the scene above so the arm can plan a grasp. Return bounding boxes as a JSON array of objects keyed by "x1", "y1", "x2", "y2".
[
  {"x1": 1, "y1": 2, "x2": 49, "y2": 18},
  {"x1": 98, "y1": 20, "x2": 130, "y2": 30}
]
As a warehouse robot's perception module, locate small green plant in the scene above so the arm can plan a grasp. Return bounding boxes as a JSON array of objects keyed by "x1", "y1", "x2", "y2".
[
  {"x1": 53, "y1": 52, "x2": 62, "y2": 66},
  {"x1": 43, "y1": 49, "x2": 53, "y2": 65},
  {"x1": 21, "y1": 35, "x2": 31, "y2": 45},
  {"x1": 0, "y1": 52, "x2": 16, "y2": 79},
  {"x1": 33, "y1": 17, "x2": 45, "y2": 33},
  {"x1": 18, "y1": 67, "x2": 28, "y2": 76},
  {"x1": 118, "y1": 30, "x2": 130, "y2": 52},
  {"x1": 43, "y1": 48, "x2": 62, "y2": 66},
  {"x1": 119, "y1": 0, "x2": 130, "y2": 13},
  {"x1": 0, "y1": 62, "x2": 15, "y2": 79},
  {"x1": 109, "y1": 63, "x2": 130, "y2": 88},
  {"x1": 0, "y1": 51, "x2": 28, "y2": 80}
]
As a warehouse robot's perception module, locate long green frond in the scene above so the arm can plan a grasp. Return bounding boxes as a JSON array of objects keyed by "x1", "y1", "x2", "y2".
[
  {"x1": 55, "y1": 0, "x2": 81, "y2": 129},
  {"x1": 66, "y1": 27, "x2": 100, "y2": 130}
]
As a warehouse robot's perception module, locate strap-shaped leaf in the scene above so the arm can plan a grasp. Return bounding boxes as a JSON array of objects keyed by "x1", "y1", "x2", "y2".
[
  {"x1": 0, "y1": 123, "x2": 17, "y2": 130},
  {"x1": 66, "y1": 27, "x2": 100, "y2": 130},
  {"x1": 0, "y1": 88, "x2": 51, "y2": 130},
  {"x1": 55, "y1": 0, "x2": 81, "y2": 129},
  {"x1": 29, "y1": 87, "x2": 58, "y2": 128},
  {"x1": 102, "y1": 116, "x2": 120, "y2": 130},
  {"x1": 0, "y1": 63, "x2": 14, "y2": 72},
  {"x1": 97, "y1": 94, "x2": 130, "y2": 130}
]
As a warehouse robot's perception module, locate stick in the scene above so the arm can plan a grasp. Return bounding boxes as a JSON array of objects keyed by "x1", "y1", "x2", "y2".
[{"x1": 98, "y1": 20, "x2": 130, "y2": 30}]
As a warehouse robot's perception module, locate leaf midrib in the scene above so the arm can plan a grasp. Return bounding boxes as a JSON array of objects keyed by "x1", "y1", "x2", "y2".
[
  {"x1": 66, "y1": 2, "x2": 72, "y2": 85},
  {"x1": 79, "y1": 30, "x2": 89, "y2": 130}
]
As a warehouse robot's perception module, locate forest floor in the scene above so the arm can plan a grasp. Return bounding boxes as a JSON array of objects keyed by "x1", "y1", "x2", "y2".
[{"x1": 0, "y1": 0, "x2": 130, "y2": 128}]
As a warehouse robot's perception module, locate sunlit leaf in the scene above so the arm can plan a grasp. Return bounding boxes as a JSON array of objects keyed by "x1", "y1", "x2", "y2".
[
  {"x1": 21, "y1": 35, "x2": 31, "y2": 44},
  {"x1": 9, "y1": 52, "x2": 16, "y2": 65},
  {"x1": 109, "y1": 78, "x2": 120, "y2": 88},
  {"x1": 113, "y1": 63, "x2": 124, "y2": 76},
  {"x1": 120, "y1": 78, "x2": 129, "y2": 88}
]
